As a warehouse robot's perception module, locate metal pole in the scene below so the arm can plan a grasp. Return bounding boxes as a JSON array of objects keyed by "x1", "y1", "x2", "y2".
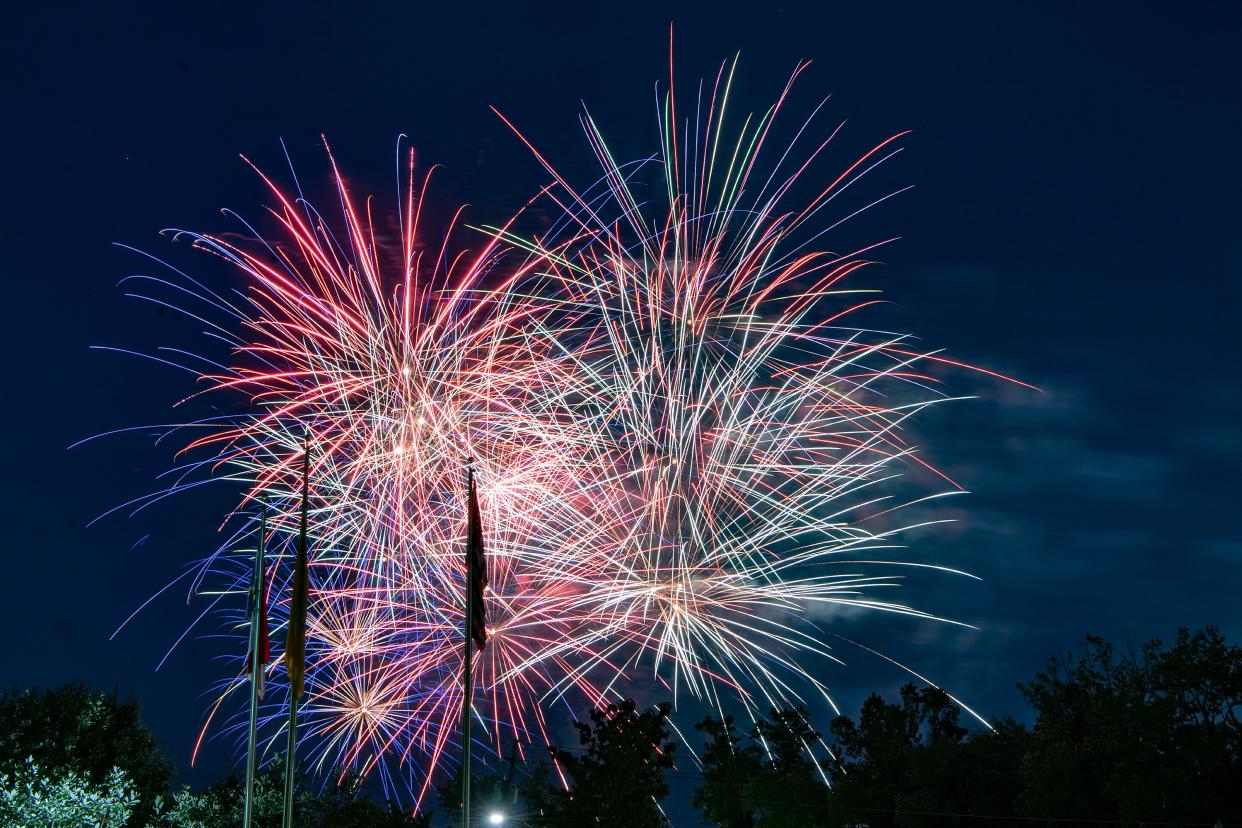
[
  {"x1": 461, "y1": 467, "x2": 475, "y2": 828},
  {"x1": 282, "y1": 693, "x2": 298, "y2": 828},
  {"x1": 283, "y1": 437, "x2": 311, "y2": 828},
  {"x1": 504, "y1": 738, "x2": 518, "y2": 804},
  {"x1": 461, "y1": 623, "x2": 473, "y2": 828},
  {"x1": 244, "y1": 505, "x2": 267, "y2": 828}
]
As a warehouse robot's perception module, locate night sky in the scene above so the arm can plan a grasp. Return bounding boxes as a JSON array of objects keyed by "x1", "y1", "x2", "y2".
[{"x1": 4, "y1": 0, "x2": 1240, "y2": 818}]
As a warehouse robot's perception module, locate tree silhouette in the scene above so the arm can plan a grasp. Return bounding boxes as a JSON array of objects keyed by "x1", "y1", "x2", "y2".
[
  {"x1": 695, "y1": 707, "x2": 829, "y2": 827},
  {"x1": 523, "y1": 699, "x2": 677, "y2": 827},
  {"x1": 1018, "y1": 625, "x2": 1242, "y2": 825},
  {"x1": 160, "y1": 760, "x2": 429, "y2": 827},
  {"x1": 0, "y1": 683, "x2": 173, "y2": 826}
]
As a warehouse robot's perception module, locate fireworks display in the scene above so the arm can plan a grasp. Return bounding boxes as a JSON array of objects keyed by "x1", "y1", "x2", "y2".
[{"x1": 104, "y1": 58, "x2": 1023, "y2": 803}]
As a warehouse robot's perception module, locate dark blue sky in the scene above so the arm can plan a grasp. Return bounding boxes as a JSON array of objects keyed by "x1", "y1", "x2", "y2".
[{"x1": 4, "y1": 0, "x2": 1240, "y2": 814}]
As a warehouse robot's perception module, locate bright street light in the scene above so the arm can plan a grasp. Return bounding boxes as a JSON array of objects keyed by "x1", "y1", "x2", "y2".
[{"x1": 486, "y1": 812, "x2": 505, "y2": 826}]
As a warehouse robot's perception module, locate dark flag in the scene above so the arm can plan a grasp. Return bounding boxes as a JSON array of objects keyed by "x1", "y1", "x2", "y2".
[
  {"x1": 467, "y1": 467, "x2": 487, "y2": 651},
  {"x1": 285, "y1": 440, "x2": 311, "y2": 699}
]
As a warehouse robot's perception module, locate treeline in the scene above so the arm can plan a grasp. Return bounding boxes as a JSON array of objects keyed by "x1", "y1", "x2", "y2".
[
  {"x1": 0, "y1": 682, "x2": 424, "y2": 827},
  {"x1": 2, "y1": 626, "x2": 1239, "y2": 826},
  {"x1": 501, "y1": 626, "x2": 1242, "y2": 827},
  {"x1": 815, "y1": 625, "x2": 1242, "y2": 828}
]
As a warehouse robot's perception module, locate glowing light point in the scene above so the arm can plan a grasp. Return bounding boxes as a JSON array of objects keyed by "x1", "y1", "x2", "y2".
[{"x1": 487, "y1": 812, "x2": 505, "y2": 826}]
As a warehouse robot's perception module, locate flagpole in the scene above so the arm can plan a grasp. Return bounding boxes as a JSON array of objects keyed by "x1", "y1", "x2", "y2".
[
  {"x1": 282, "y1": 692, "x2": 299, "y2": 828},
  {"x1": 284, "y1": 438, "x2": 311, "y2": 828},
  {"x1": 244, "y1": 503, "x2": 268, "y2": 828},
  {"x1": 460, "y1": 464, "x2": 475, "y2": 828}
]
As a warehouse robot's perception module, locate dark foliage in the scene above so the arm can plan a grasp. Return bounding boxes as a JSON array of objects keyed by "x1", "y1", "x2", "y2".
[
  {"x1": 693, "y1": 715, "x2": 764, "y2": 828},
  {"x1": 694, "y1": 707, "x2": 829, "y2": 827},
  {"x1": 826, "y1": 685, "x2": 1027, "y2": 827},
  {"x1": 523, "y1": 699, "x2": 677, "y2": 828},
  {"x1": 0, "y1": 682, "x2": 174, "y2": 826},
  {"x1": 695, "y1": 627, "x2": 1241, "y2": 827},
  {"x1": 164, "y1": 760, "x2": 429, "y2": 827},
  {"x1": 1018, "y1": 625, "x2": 1242, "y2": 825}
]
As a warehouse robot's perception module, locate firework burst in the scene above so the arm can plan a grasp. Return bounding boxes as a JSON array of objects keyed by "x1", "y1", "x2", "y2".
[
  {"x1": 484, "y1": 56, "x2": 1027, "y2": 736},
  {"x1": 102, "y1": 57, "x2": 1023, "y2": 803}
]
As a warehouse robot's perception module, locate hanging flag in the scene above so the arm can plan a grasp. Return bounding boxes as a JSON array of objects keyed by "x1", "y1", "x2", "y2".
[
  {"x1": 285, "y1": 440, "x2": 311, "y2": 700},
  {"x1": 467, "y1": 467, "x2": 487, "y2": 651},
  {"x1": 244, "y1": 550, "x2": 270, "y2": 699}
]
